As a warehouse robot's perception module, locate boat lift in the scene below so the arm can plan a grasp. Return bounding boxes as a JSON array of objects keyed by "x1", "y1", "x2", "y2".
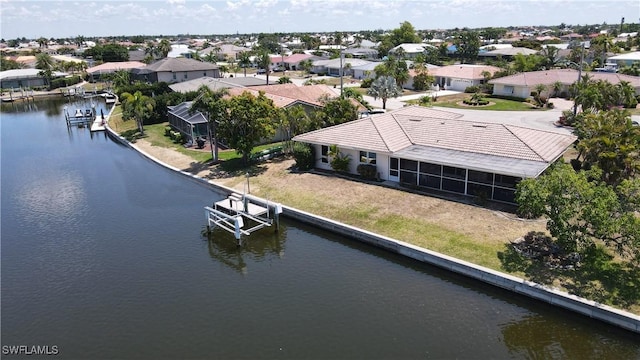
[{"x1": 205, "y1": 192, "x2": 282, "y2": 245}]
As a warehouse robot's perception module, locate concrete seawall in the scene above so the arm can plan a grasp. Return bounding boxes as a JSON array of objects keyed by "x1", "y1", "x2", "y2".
[{"x1": 105, "y1": 124, "x2": 640, "y2": 334}]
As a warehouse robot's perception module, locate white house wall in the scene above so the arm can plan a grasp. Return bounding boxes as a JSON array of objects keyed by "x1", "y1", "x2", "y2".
[
  {"x1": 492, "y1": 83, "x2": 530, "y2": 98},
  {"x1": 157, "y1": 70, "x2": 219, "y2": 83}
]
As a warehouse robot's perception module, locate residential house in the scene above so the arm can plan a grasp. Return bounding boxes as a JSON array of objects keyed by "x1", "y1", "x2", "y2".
[
  {"x1": 132, "y1": 57, "x2": 220, "y2": 83},
  {"x1": 311, "y1": 58, "x2": 372, "y2": 76},
  {"x1": 168, "y1": 76, "x2": 266, "y2": 94},
  {"x1": 403, "y1": 64, "x2": 441, "y2": 90},
  {"x1": 478, "y1": 47, "x2": 539, "y2": 60},
  {"x1": 167, "y1": 44, "x2": 195, "y2": 58},
  {"x1": 0, "y1": 68, "x2": 67, "y2": 89},
  {"x1": 292, "y1": 106, "x2": 576, "y2": 204},
  {"x1": 489, "y1": 69, "x2": 640, "y2": 99},
  {"x1": 201, "y1": 44, "x2": 251, "y2": 61},
  {"x1": 86, "y1": 61, "x2": 146, "y2": 82},
  {"x1": 342, "y1": 47, "x2": 379, "y2": 59},
  {"x1": 607, "y1": 51, "x2": 640, "y2": 68},
  {"x1": 169, "y1": 83, "x2": 340, "y2": 144},
  {"x1": 429, "y1": 64, "x2": 500, "y2": 92},
  {"x1": 167, "y1": 102, "x2": 209, "y2": 143},
  {"x1": 389, "y1": 43, "x2": 435, "y2": 59},
  {"x1": 351, "y1": 61, "x2": 380, "y2": 80},
  {"x1": 282, "y1": 53, "x2": 323, "y2": 71}
]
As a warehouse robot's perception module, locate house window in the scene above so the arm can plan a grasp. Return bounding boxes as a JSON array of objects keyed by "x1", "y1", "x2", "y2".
[
  {"x1": 359, "y1": 151, "x2": 376, "y2": 164},
  {"x1": 420, "y1": 162, "x2": 441, "y2": 176},
  {"x1": 390, "y1": 157, "x2": 399, "y2": 177},
  {"x1": 494, "y1": 174, "x2": 519, "y2": 189},
  {"x1": 184, "y1": 73, "x2": 188, "y2": 79},
  {"x1": 443, "y1": 166, "x2": 466, "y2": 180},
  {"x1": 399, "y1": 159, "x2": 418, "y2": 172},
  {"x1": 321, "y1": 145, "x2": 329, "y2": 163},
  {"x1": 203, "y1": 72, "x2": 207, "y2": 76},
  {"x1": 172, "y1": 73, "x2": 177, "y2": 80},
  {"x1": 504, "y1": 85, "x2": 514, "y2": 94},
  {"x1": 468, "y1": 170, "x2": 493, "y2": 185}
]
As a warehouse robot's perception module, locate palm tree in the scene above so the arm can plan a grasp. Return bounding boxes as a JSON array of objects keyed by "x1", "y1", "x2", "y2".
[
  {"x1": 278, "y1": 76, "x2": 292, "y2": 84},
  {"x1": 615, "y1": 81, "x2": 636, "y2": 108},
  {"x1": 144, "y1": 41, "x2": 156, "y2": 59},
  {"x1": 37, "y1": 37, "x2": 48, "y2": 49},
  {"x1": 367, "y1": 76, "x2": 402, "y2": 110},
  {"x1": 157, "y1": 39, "x2": 171, "y2": 58},
  {"x1": 255, "y1": 49, "x2": 272, "y2": 85},
  {"x1": 203, "y1": 51, "x2": 217, "y2": 64},
  {"x1": 238, "y1": 51, "x2": 251, "y2": 77},
  {"x1": 112, "y1": 69, "x2": 131, "y2": 89},
  {"x1": 551, "y1": 81, "x2": 563, "y2": 97},
  {"x1": 35, "y1": 52, "x2": 54, "y2": 70},
  {"x1": 218, "y1": 65, "x2": 229, "y2": 77},
  {"x1": 299, "y1": 59, "x2": 312, "y2": 76},
  {"x1": 540, "y1": 46, "x2": 560, "y2": 69},
  {"x1": 533, "y1": 83, "x2": 548, "y2": 106},
  {"x1": 75, "y1": 35, "x2": 85, "y2": 48},
  {"x1": 120, "y1": 91, "x2": 155, "y2": 135},
  {"x1": 189, "y1": 85, "x2": 229, "y2": 162}
]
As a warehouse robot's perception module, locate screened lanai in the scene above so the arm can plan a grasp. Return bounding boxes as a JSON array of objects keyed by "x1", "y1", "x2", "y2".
[{"x1": 167, "y1": 102, "x2": 209, "y2": 143}]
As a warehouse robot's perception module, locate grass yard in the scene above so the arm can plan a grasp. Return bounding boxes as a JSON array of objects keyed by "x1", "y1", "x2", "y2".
[{"x1": 410, "y1": 93, "x2": 538, "y2": 111}]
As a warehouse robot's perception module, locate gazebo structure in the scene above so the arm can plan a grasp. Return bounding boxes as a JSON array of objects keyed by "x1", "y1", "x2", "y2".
[{"x1": 167, "y1": 101, "x2": 209, "y2": 144}]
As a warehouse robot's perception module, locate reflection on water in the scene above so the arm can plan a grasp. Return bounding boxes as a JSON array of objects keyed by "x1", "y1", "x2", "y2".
[
  {"x1": 204, "y1": 222, "x2": 287, "y2": 275},
  {"x1": 502, "y1": 313, "x2": 640, "y2": 359}
]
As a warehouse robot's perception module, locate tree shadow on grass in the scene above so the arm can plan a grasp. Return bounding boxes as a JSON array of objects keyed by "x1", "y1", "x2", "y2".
[
  {"x1": 120, "y1": 129, "x2": 145, "y2": 143},
  {"x1": 498, "y1": 235, "x2": 640, "y2": 310},
  {"x1": 197, "y1": 158, "x2": 268, "y2": 180}
]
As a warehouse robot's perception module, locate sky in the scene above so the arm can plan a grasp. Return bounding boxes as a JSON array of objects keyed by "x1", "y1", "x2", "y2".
[{"x1": 0, "y1": 0, "x2": 638, "y2": 40}]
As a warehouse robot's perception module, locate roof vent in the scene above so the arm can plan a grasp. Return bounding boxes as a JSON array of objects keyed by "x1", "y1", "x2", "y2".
[
  {"x1": 472, "y1": 124, "x2": 487, "y2": 128},
  {"x1": 409, "y1": 118, "x2": 422, "y2": 122}
]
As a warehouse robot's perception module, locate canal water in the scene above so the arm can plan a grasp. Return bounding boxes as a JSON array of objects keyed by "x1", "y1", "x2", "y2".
[{"x1": 1, "y1": 98, "x2": 638, "y2": 359}]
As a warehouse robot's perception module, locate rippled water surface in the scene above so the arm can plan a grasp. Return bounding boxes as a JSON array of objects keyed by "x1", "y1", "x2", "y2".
[{"x1": 2, "y1": 98, "x2": 638, "y2": 359}]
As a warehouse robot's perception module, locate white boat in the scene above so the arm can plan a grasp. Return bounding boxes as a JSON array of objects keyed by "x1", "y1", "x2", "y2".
[{"x1": 103, "y1": 93, "x2": 116, "y2": 104}]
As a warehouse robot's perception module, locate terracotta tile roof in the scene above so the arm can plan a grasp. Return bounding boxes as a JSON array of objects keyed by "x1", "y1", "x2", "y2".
[
  {"x1": 429, "y1": 64, "x2": 501, "y2": 80},
  {"x1": 293, "y1": 106, "x2": 576, "y2": 175},
  {"x1": 489, "y1": 69, "x2": 640, "y2": 87},
  {"x1": 226, "y1": 84, "x2": 336, "y2": 108},
  {"x1": 144, "y1": 57, "x2": 218, "y2": 72},
  {"x1": 283, "y1": 53, "x2": 313, "y2": 63},
  {"x1": 86, "y1": 61, "x2": 146, "y2": 73}
]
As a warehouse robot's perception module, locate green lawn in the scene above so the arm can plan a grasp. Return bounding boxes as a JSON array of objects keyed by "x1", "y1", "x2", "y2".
[
  {"x1": 407, "y1": 95, "x2": 538, "y2": 111},
  {"x1": 139, "y1": 122, "x2": 283, "y2": 166}
]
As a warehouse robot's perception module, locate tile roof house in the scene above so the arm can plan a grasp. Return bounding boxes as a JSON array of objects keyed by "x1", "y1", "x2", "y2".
[
  {"x1": 226, "y1": 83, "x2": 336, "y2": 108},
  {"x1": 429, "y1": 64, "x2": 501, "y2": 92},
  {"x1": 168, "y1": 76, "x2": 266, "y2": 93},
  {"x1": 607, "y1": 51, "x2": 640, "y2": 67},
  {"x1": 389, "y1": 43, "x2": 436, "y2": 59},
  {"x1": 132, "y1": 57, "x2": 220, "y2": 83},
  {"x1": 311, "y1": 58, "x2": 372, "y2": 76},
  {"x1": 0, "y1": 68, "x2": 67, "y2": 89},
  {"x1": 478, "y1": 47, "x2": 539, "y2": 59},
  {"x1": 292, "y1": 106, "x2": 576, "y2": 203},
  {"x1": 86, "y1": 61, "x2": 146, "y2": 81},
  {"x1": 168, "y1": 83, "x2": 345, "y2": 145},
  {"x1": 489, "y1": 69, "x2": 640, "y2": 98}
]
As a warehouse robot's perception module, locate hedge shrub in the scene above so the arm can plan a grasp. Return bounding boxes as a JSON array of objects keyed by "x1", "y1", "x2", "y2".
[{"x1": 292, "y1": 142, "x2": 315, "y2": 171}]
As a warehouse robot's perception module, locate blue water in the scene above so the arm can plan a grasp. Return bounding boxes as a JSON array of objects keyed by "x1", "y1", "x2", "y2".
[{"x1": 1, "y1": 97, "x2": 638, "y2": 359}]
